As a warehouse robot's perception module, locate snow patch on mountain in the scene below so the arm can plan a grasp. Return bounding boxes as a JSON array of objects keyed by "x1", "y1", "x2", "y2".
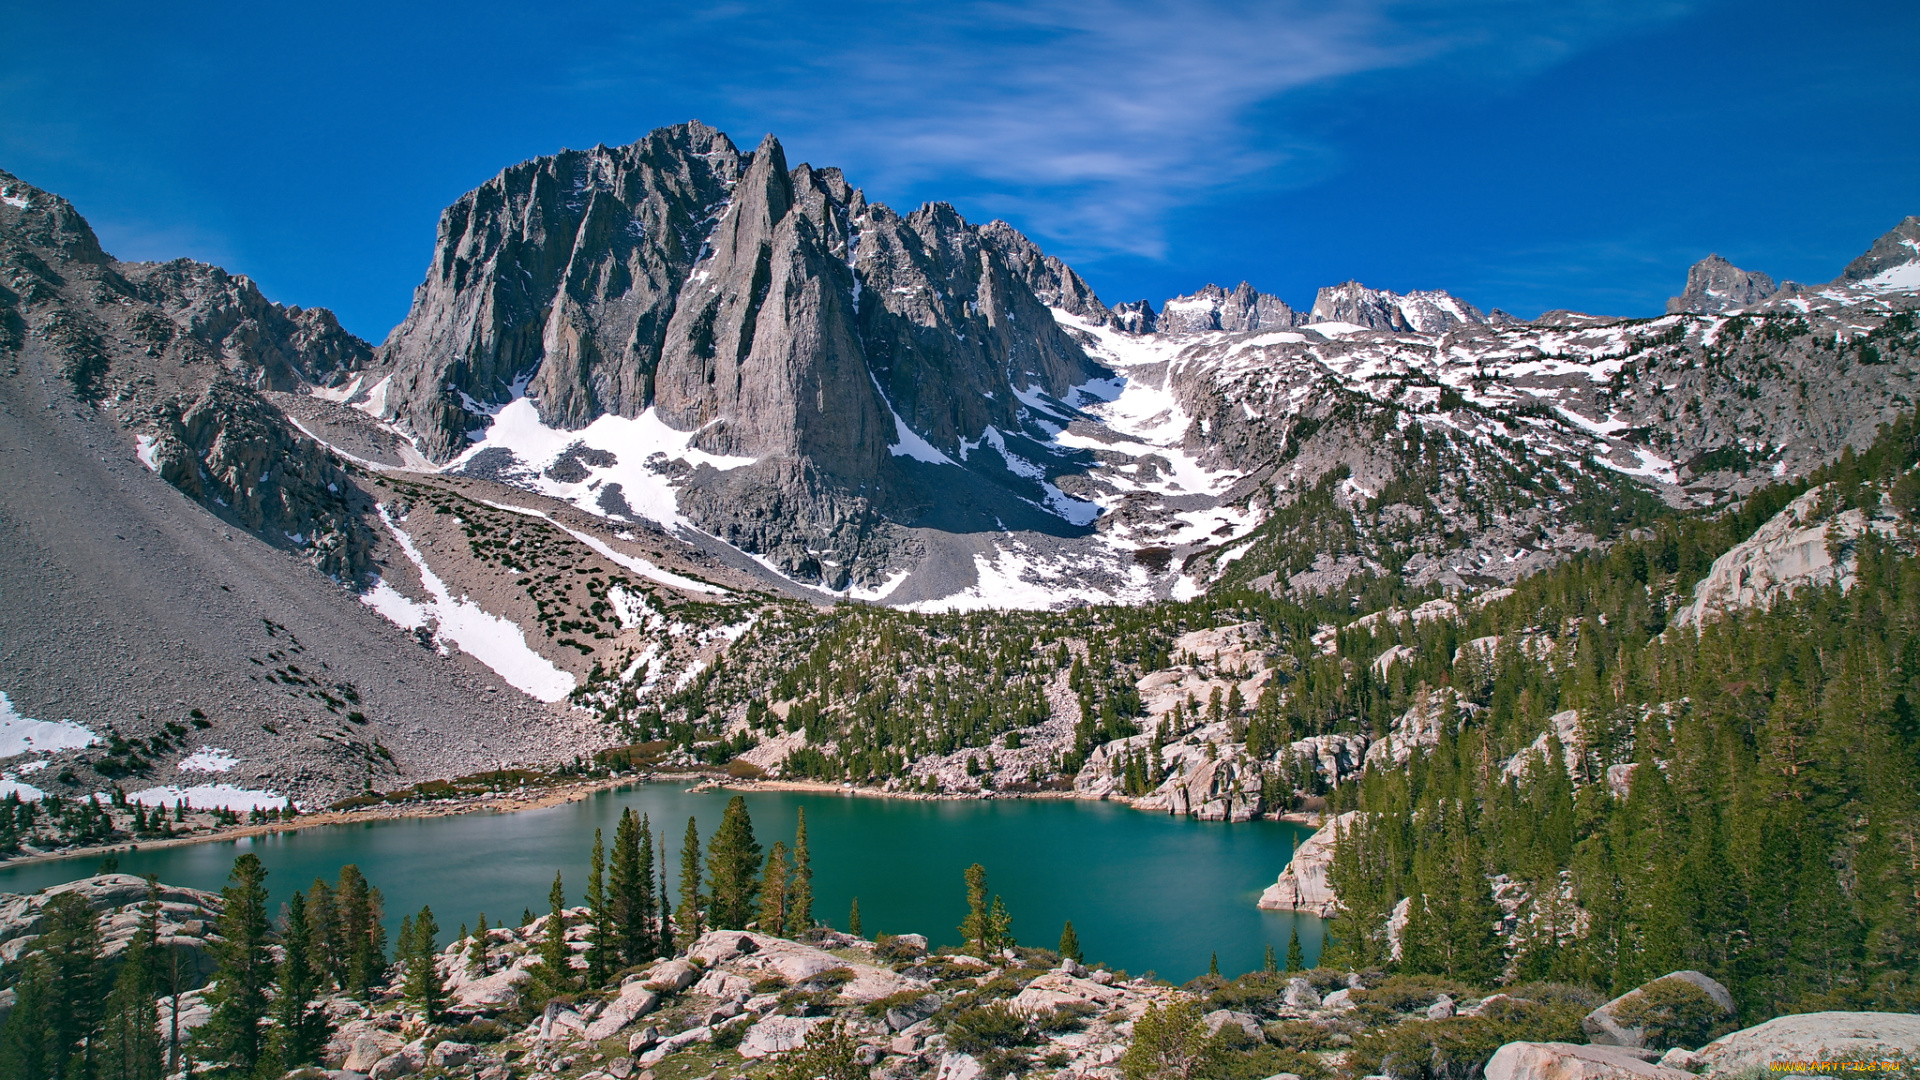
[
  {"x1": 449, "y1": 398, "x2": 756, "y2": 530},
  {"x1": 0, "y1": 691, "x2": 99, "y2": 758},
  {"x1": 129, "y1": 783, "x2": 290, "y2": 812},
  {"x1": 366, "y1": 505, "x2": 577, "y2": 702},
  {"x1": 176, "y1": 747, "x2": 238, "y2": 773}
]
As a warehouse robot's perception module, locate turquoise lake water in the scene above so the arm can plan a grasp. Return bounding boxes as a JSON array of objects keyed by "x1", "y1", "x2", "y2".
[{"x1": 0, "y1": 783, "x2": 1322, "y2": 983}]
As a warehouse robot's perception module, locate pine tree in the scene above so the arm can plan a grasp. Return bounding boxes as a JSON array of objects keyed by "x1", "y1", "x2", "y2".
[
  {"x1": 305, "y1": 876, "x2": 341, "y2": 990},
  {"x1": 759, "y1": 840, "x2": 791, "y2": 934},
  {"x1": 97, "y1": 880, "x2": 164, "y2": 1080},
  {"x1": 657, "y1": 832, "x2": 675, "y2": 958},
  {"x1": 35, "y1": 890, "x2": 104, "y2": 1079},
  {"x1": 1208, "y1": 952, "x2": 1220, "y2": 977},
  {"x1": 611, "y1": 808, "x2": 654, "y2": 967},
  {"x1": 1059, "y1": 920, "x2": 1082, "y2": 962},
  {"x1": 402, "y1": 904, "x2": 446, "y2": 1021},
  {"x1": 337, "y1": 864, "x2": 386, "y2": 998},
  {"x1": 848, "y1": 896, "x2": 862, "y2": 938},
  {"x1": 987, "y1": 895, "x2": 1015, "y2": 955},
  {"x1": 587, "y1": 828, "x2": 612, "y2": 986},
  {"x1": 538, "y1": 872, "x2": 574, "y2": 995},
  {"x1": 959, "y1": 863, "x2": 991, "y2": 956},
  {"x1": 0, "y1": 955, "x2": 53, "y2": 1080},
  {"x1": 267, "y1": 889, "x2": 332, "y2": 1071},
  {"x1": 198, "y1": 853, "x2": 273, "y2": 1073},
  {"x1": 675, "y1": 817, "x2": 704, "y2": 948},
  {"x1": 787, "y1": 807, "x2": 813, "y2": 937},
  {"x1": 468, "y1": 913, "x2": 490, "y2": 975},
  {"x1": 1263, "y1": 942, "x2": 1277, "y2": 973},
  {"x1": 1285, "y1": 925, "x2": 1305, "y2": 972},
  {"x1": 705, "y1": 796, "x2": 762, "y2": 930}
]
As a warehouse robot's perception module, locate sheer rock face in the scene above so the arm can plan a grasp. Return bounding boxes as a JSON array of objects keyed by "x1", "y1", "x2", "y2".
[
  {"x1": 1666, "y1": 254, "x2": 1790, "y2": 314},
  {"x1": 377, "y1": 121, "x2": 744, "y2": 460},
  {"x1": 373, "y1": 122, "x2": 1108, "y2": 585}
]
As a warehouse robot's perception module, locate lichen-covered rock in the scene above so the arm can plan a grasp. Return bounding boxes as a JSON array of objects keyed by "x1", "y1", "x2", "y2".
[
  {"x1": 739, "y1": 1015, "x2": 832, "y2": 1058},
  {"x1": 1697, "y1": 1012, "x2": 1920, "y2": 1078},
  {"x1": 1484, "y1": 1042, "x2": 1695, "y2": 1080},
  {"x1": 1583, "y1": 971, "x2": 1734, "y2": 1049}
]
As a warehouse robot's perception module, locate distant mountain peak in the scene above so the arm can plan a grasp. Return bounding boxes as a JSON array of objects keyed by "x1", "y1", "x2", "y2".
[
  {"x1": 1666, "y1": 253, "x2": 1790, "y2": 314},
  {"x1": 1158, "y1": 281, "x2": 1297, "y2": 335},
  {"x1": 1307, "y1": 281, "x2": 1488, "y2": 333},
  {"x1": 1840, "y1": 215, "x2": 1920, "y2": 289}
]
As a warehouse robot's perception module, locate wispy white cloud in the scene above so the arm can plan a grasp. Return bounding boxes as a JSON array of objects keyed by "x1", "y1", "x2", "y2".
[{"x1": 591, "y1": 0, "x2": 1696, "y2": 262}]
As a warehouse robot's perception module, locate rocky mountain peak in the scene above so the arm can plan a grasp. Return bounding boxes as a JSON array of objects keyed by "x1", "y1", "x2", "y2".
[
  {"x1": 0, "y1": 169, "x2": 110, "y2": 268},
  {"x1": 1157, "y1": 281, "x2": 1297, "y2": 335},
  {"x1": 1666, "y1": 253, "x2": 1787, "y2": 314},
  {"x1": 1839, "y1": 215, "x2": 1920, "y2": 286},
  {"x1": 1307, "y1": 281, "x2": 1487, "y2": 333}
]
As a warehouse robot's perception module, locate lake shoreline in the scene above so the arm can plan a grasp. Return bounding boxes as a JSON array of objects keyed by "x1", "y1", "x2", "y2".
[{"x1": 0, "y1": 768, "x2": 1325, "y2": 881}]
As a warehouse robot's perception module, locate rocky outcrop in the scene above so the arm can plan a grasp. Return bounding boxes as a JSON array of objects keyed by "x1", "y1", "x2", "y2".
[
  {"x1": 0, "y1": 873, "x2": 223, "y2": 982},
  {"x1": 1583, "y1": 971, "x2": 1734, "y2": 1048},
  {"x1": 1699, "y1": 1012, "x2": 1920, "y2": 1078},
  {"x1": 1671, "y1": 484, "x2": 1902, "y2": 628},
  {"x1": 1665, "y1": 254, "x2": 1792, "y2": 314},
  {"x1": 1258, "y1": 811, "x2": 1354, "y2": 916},
  {"x1": 1484, "y1": 1041, "x2": 1694, "y2": 1080},
  {"x1": 0, "y1": 167, "x2": 378, "y2": 582}
]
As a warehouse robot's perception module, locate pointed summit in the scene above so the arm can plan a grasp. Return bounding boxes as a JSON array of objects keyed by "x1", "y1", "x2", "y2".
[
  {"x1": 1666, "y1": 254, "x2": 1783, "y2": 314},
  {"x1": 1838, "y1": 215, "x2": 1920, "y2": 290}
]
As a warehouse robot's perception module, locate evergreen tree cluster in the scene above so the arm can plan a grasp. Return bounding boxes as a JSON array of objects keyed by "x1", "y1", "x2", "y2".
[{"x1": 1322, "y1": 415, "x2": 1920, "y2": 1020}]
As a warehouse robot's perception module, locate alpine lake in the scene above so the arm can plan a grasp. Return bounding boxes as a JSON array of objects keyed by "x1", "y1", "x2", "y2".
[{"x1": 0, "y1": 783, "x2": 1323, "y2": 983}]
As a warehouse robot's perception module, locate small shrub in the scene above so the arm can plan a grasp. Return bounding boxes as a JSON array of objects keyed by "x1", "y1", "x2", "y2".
[
  {"x1": 446, "y1": 1019, "x2": 508, "y2": 1044},
  {"x1": 1352, "y1": 975, "x2": 1477, "y2": 1014},
  {"x1": 1036, "y1": 1000, "x2": 1097, "y2": 1033},
  {"x1": 946, "y1": 1002, "x2": 1032, "y2": 1055},
  {"x1": 1265, "y1": 1020, "x2": 1336, "y2": 1052}
]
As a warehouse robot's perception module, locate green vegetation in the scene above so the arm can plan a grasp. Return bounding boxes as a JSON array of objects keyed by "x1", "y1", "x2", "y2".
[{"x1": 1324, "y1": 414, "x2": 1920, "y2": 1020}]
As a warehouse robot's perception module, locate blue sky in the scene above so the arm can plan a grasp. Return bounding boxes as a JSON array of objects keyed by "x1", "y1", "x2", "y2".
[{"x1": 3, "y1": 0, "x2": 1914, "y2": 339}]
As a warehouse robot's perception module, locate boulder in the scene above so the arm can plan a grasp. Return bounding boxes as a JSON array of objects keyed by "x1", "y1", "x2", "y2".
[
  {"x1": 637, "y1": 1025, "x2": 711, "y2": 1064},
  {"x1": 368, "y1": 1050, "x2": 421, "y2": 1079},
  {"x1": 626, "y1": 1026, "x2": 660, "y2": 1053},
  {"x1": 683, "y1": 929, "x2": 921, "y2": 1003},
  {"x1": 1428, "y1": 994, "x2": 1456, "y2": 1020},
  {"x1": 1320, "y1": 989, "x2": 1354, "y2": 1012},
  {"x1": 430, "y1": 1041, "x2": 473, "y2": 1068},
  {"x1": 885, "y1": 994, "x2": 938, "y2": 1032},
  {"x1": 641, "y1": 958, "x2": 700, "y2": 991},
  {"x1": 740, "y1": 1015, "x2": 832, "y2": 1058},
  {"x1": 584, "y1": 983, "x2": 660, "y2": 1041},
  {"x1": 935, "y1": 1052, "x2": 985, "y2": 1080},
  {"x1": 1284, "y1": 977, "x2": 1321, "y2": 1010},
  {"x1": 1204, "y1": 1010, "x2": 1265, "y2": 1042},
  {"x1": 1583, "y1": 972, "x2": 1735, "y2": 1048},
  {"x1": 337, "y1": 1028, "x2": 406, "y2": 1073},
  {"x1": 1485, "y1": 1042, "x2": 1696, "y2": 1080},
  {"x1": 538, "y1": 1001, "x2": 587, "y2": 1043},
  {"x1": 451, "y1": 963, "x2": 532, "y2": 1009},
  {"x1": 1697, "y1": 1012, "x2": 1920, "y2": 1078},
  {"x1": 1657, "y1": 1049, "x2": 1703, "y2": 1071}
]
